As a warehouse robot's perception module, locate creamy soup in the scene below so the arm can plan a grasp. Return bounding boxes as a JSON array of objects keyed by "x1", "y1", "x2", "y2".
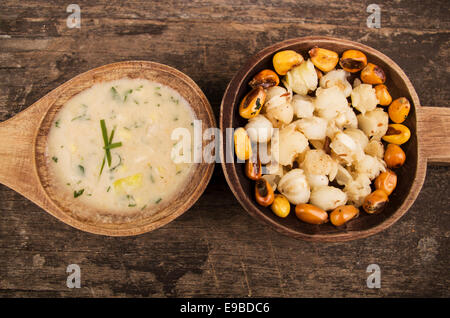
[{"x1": 46, "y1": 78, "x2": 196, "y2": 221}]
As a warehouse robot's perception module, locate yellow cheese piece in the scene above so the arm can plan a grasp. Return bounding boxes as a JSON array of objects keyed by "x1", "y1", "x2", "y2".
[{"x1": 113, "y1": 173, "x2": 143, "y2": 192}]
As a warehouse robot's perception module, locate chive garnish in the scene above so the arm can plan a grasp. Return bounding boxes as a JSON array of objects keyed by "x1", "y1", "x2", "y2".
[
  {"x1": 111, "y1": 86, "x2": 120, "y2": 100},
  {"x1": 155, "y1": 198, "x2": 162, "y2": 204},
  {"x1": 123, "y1": 89, "x2": 133, "y2": 102},
  {"x1": 99, "y1": 119, "x2": 122, "y2": 176},
  {"x1": 55, "y1": 120, "x2": 60, "y2": 128},
  {"x1": 74, "y1": 189, "x2": 84, "y2": 198},
  {"x1": 52, "y1": 156, "x2": 58, "y2": 163},
  {"x1": 78, "y1": 165, "x2": 85, "y2": 175},
  {"x1": 103, "y1": 142, "x2": 122, "y2": 150}
]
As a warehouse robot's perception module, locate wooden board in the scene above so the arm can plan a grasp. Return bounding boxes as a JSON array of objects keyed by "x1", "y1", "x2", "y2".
[{"x1": 0, "y1": 0, "x2": 449, "y2": 297}]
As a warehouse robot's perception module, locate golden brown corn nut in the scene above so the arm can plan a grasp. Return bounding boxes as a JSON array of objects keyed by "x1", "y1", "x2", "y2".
[
  {"x1": 249, "y1": 69, "x2": 280, "y2": 89},
  {"x1": 239, "y1": 86, "x2": 266, "y2": 119},
  {"x1": 255, "y1": 178, "x2": 275, "y2": 207},
  {"x1": 271, "y1": 194, "x2": 291, "y2": 218},
  {"x1": 272, "y1": 50, "x2": 304, "y2": 75},
  {"x1": 374, "y1": 84, "x2": 392, "y2": 106},
  {"x1": 245, "y1": 153, "x2": 262, "y2": 180},
  {"x1": 384, "y1": 144, "x2": 406, "y2": 168},
  {"x1": 234, "y1": 127, "x2": 252, "y2": 161},
  {"x1": 382, "y1": 124, "x2": 411, "y2": 145},
  {"x1": 295, "y1": 204, "x2": 328, "y2": 225},
  {"x1": 330, "y1": 205, "x2": 359, "y2": 226},
  {"x1": 363, "y1": 190, "x2": 389, "y2": 214},
  {"x1": 308, "y1": 47, "x2": 339, "y2": 72},
  {"x1": 339, "y1": 49, "x2": 368, "y2": 73},
  {"x1": 375, "y1": 170, "x2": 397, "y2": 196},
  {"x1": 388, "y1": 97, "x2": 411, "y2": 123},
  {"x1": 361, "y1": 63, "x2": 386, "y2": 84}
]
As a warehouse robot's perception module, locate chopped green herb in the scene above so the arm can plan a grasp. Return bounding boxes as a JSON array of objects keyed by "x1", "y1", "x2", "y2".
[
  {"x1": 134, "y1": 99, "x2": 139, "y2": 105},
  {"x1": 74, "y1": 189, "x2": 84, "y2": 198},
  {"x1": 141, "y1": 204, "x2": 147, "y2": 210},
  {"x1": 173, "y1": 117, "x2": 178, "y2": 121},
  {"x1": 190, "y1": 122, "x2": 194, "y2": 126},
  {"x1": 135, "y1": 85, "x2": 143, "y2": 91},
  {"x1": 109, "y1": 154, "x2": 122, "y2": 172},
  {"x1": 150, "y1": 174, "x2": 155, "y2": 183},
  {"x1": 111, "y1": 86, "x2": 120, "y2": 100},
  {"x1": 155, "y1": 198, "x2": 162, "y2": 204},
  {"x1": 78, "y1": 165, "x2": 85, "y2": 175},
  {"x1": 103, "y1": 142, "x2": 123, "y2": 150},
  {"x1": 176, "y1": 170, "x2": 182, "y2": 175},
  {"x1": 157, "y1": 103, "x2": 160, "y2": 107},
  {"x1": 107, "y1": 186, "x2": 111, "y2": 192},
  {"x1": 123, "y1": 89, "x2": 133, "y2": 102},
  {"x1": 52, "y1": 156, "x2": 58, "y2": 163},
  {"x1": 66, "y1": 183, "x2": 71, "y2": 186},
  {"x1": 155, "y1": 87, "x2": 161, "y2": 90},
  {"x1": 55, "y1": 120, "x2": 60, "y2": 128},
  {"x1": 155, "y1": 92, "x2": 162, "y2": 96},
  {"x1": 126, "y1": 195, "x2": 136, "y2": 207}
]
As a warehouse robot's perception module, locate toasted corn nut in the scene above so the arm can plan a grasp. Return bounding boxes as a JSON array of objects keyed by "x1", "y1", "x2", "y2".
[
  {"x1": 271, "y1": 194, "x2": 291, "y2": 218},
  {"x1": 363, "y1": 190, "x2": 388, "y2": 214},
  {"x1": 361, "y1": 63, "x2": 386, "y2": 84},
  {"x1": 315, "y1": 68, "x2": 323, "y2": 80},
  {"x1": 308, "y1": 47, "x2": 339, "y2": 72},
  {"x1": 382, "y1": 124, "x2": 411, "y2": 145},
  {"x1": 330, "y1": 205, "x2": 359, "y2": 226},
  {"x1": 339, "y1": 49, "x2": 368, "y2": 73},
  {"x1": 295, "y1": 203, "x2": 328, "y2": 225},
  {"x1": 384, "y1": 144, "x2": 406, "y2": 168},
  {"x1": 255, "y1": 178, "x2": 275, "y2": 207},
  {"x1": 249, "y1": 69, "x2": 280, "y2": 89},
  {"x1": 388, "y1": 97, "x2": 411, "y2": 123},
  {"x1": 234, "y1": 127, "x2": 252, "y2": 161},
  {"x1": 245, "y1": 153, "x2": 262, "y2": 180},
  {"x1": 374, "y1": 84, "x2": 392, "y2": 106},
  {"x1": 239, "y1": 86, "x2": 266, "y2": 119},
  {"x1": 375, "y1": 169, "x2": 397, "y2": 195},
  {"x1": 272, "y1": 50, "x2": 304, "y2": 76}
]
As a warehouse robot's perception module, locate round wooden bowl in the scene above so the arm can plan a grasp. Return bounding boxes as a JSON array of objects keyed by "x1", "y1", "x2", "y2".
[
  {"x1": 220, "y1": 36, "x2": 450, "y2": 242},
  {"x1": 0, "y1": 61, "x2": 215, "y2": 236}
]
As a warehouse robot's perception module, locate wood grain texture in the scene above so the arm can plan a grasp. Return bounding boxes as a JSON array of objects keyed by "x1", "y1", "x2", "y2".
[{"x1": 0, "y1": 0, "x2": 449, "y2": 297}]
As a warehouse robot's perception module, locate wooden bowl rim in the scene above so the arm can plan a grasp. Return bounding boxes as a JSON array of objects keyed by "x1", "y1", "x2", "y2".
[
  {"x1": 220, "y1": 36, "x2": 426, "y2": 242},
  {"x1": 33, "y1": 60, "x2": 216, "y2": 236}
]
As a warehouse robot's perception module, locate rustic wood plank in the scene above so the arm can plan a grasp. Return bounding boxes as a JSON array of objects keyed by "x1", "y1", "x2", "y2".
[{"x1": 0, "y1": 0, "x2": 449, "y2": 297}]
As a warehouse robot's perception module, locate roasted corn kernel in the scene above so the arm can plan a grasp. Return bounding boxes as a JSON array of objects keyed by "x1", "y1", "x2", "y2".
[
  {"x1": 272, "y1": 50, "x2": 304, "y2": 75},
  {"x1": 255, "y1": 178, "x2": 275, "y2": 207},
  {"x1": 295, "y1": 203, "x2": 328, "y2": 225},
  {"x1": 239, "y1": 86, "x2": 266, "y2": 119},
  {"x1": 271, "y1": 194, "x2": 291, "y2": 218},
  {"x1": 375, "y1": 170, "x2": 397, "y2": 196},
  {"x1": 388, "y1": 97, "x2": 410, "y2": 123},
  {"x1": 374, "y1": 84, "x2": 392, "y2": 106},
  {"x1": 330, "y1": 205, "x2": 359, "y2": 226},
  {"x1": 384, "y1": 144, "x2": 406, "y2": 168},
  {"x1": 382, "y1": 124, "x2": 411, "y2": 145},
  {"x1": 249, "y1": 69, "x2": 280, "y2": 89},
  {"x1": 361, "y1": 63, "x2": 386, "y2": 84},
  {"x1": 339, "y1": 49, "x2": 367, "y2": 73},
  {"x1": 308, "y1": 47, "x2": 339, "y2": 72},
  {"x1": 245, "y1": 153, "x2": 262, "y2": 180},
  {"x1": 234, "y1": 127, "x2": 252, "y2": 161},
  {"x1": 363, "y1": 190, "x2": 388, "y2": 214}
]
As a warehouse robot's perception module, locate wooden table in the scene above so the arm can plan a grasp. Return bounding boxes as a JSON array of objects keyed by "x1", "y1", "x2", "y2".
[{"x1": 0, "y1": 0, "x2": 448, "y2": 297}]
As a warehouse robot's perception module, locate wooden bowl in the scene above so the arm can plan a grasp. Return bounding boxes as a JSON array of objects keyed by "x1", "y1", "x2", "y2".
[
  {"x1": 220, "y1": 36, "x2": 450, "y2": 242},
  {"x1": 0, "y1": 61, "x2": 215, "y2": 236}
]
